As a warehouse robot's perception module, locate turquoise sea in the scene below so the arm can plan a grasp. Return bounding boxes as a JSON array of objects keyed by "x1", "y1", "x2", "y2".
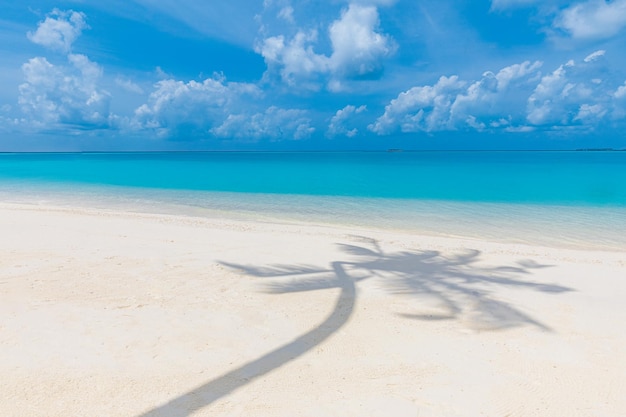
[{"x1": 1, "y1": 151, "x2": 625, "y2": 250}]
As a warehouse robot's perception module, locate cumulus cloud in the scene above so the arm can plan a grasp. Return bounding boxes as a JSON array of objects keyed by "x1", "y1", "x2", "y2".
[
  {"x1": 134, "y1": 76, "x2": 261, "y2": 138},
  {"x1": 449, "y1": 61, "x2": 542, "y2": 127},
  {"x1": 526, "y1": 52, "x2": 611, "y2": 126},
  {"x1": 369, "y1": 75, "x2": 466, "y2": 134},
  {"x1": 574, "y1": 103, "x2": 607, "y2": 122},
  {"x1": 18, "y1": 9, "x2": 116, "y2": 131},
  {"x1": 257, "y1": 30, "x2": 329, "y2": 89},
  {"x1": 27, "y1": 9, "x2": 87, "y2": 53},
  {"x1": 211, "y1": 106, "x2": 314, "y2": 141},
  {"x1": 555, "y1": 0, "x2": 626, "y2": 40},
  {"x1": 327, "y1": 104, "x2": 366, "y2": 137},
  {"x1": 328, "y1": 4, "x2": 396, "y2": 78},
  {"x1": 18, "y1": 54, "x2": 111, "y2": 129},
  {"x1": 134, "y1": 76, "x2": 315, "y2": 141},
  {"x1": 491, "y1": 1, "x2": 626, "y2": 44},
  {"x1": 370, "y1": 52, "x2": 626, "y2": 135},
  {"x1": 370, "y1": 61, "x2": 543, "y2": 135},
  {"x1": 257, "y1": 3, "x2": 395, "y2": 90}
]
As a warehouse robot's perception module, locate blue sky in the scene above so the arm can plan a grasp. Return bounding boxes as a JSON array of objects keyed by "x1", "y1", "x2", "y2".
[{"x1": 2, "y1": 0, "x2": 626, "y2": 150}]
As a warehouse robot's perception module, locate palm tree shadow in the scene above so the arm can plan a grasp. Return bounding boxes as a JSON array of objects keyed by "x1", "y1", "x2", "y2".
[
  {"x1": 136, "y1": 237, "x2": 571, "y2": 417},
  {"x1": 135, "y1": 261, "x2": 354, "y2": 417}
]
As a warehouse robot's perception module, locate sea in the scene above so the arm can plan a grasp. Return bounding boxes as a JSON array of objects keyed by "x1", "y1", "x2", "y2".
[{"x1": 1, "y1": 151, "x2": 625, "y2": 250}]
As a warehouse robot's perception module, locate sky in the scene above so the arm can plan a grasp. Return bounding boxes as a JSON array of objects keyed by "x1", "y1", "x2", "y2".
[{"x1": 2, "y1": 0, "x2": 626, "y2": 151}]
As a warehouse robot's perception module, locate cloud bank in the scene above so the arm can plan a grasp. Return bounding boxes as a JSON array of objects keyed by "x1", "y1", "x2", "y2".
[{"x1": 371, "y1": 52, "x2": 626, "y2": 135}]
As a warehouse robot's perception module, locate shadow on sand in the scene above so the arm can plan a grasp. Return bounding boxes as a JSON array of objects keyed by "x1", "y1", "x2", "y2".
[{"x1": 136, "y1": 237, "x2": 570, "y2": 417}]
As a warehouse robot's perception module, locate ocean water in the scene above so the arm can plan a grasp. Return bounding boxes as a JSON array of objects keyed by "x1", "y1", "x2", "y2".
[{"x1": 1, "y1": 151, "x2": 625, "y2": 250}]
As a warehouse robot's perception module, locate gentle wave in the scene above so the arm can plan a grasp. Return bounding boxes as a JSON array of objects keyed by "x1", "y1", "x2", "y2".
[
  {"x1": 2, "y1": 151, "x2": 626, "y2": 250},
  {"x1": 2, "y1": 181, "x2": 625, "y2": 251}
]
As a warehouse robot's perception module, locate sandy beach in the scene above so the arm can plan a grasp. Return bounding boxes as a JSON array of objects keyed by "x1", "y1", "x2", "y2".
[{"x1": 1, "y1": 202, "x2": 625, "y2": 417}]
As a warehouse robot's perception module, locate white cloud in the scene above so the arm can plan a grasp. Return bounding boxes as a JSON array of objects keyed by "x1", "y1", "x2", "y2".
[
  {"x1": 584, "y1": 50, "x2": 606, "y2": 62},
  {"x1": 370, "y1": 60, "x2": 542, "y2": 134},
  {"x1": 526, "y1": 67, "x2": 568, "y2": 126},
  {"x1": 131, "y1": 76, "x2": 316, "y2": 142},
  {"x1": 115, "y1": 77, "x2": 144, "y2": 94},
  {"x1": 327, "y1": 104, "x2": 366, "y2": 137},
  {"x1": 27, "y1": 9, "x2": 87, "y2": 53},
  {"x1": 328, "y1": 4, "x2": 396, "y2": 78},
  {"x1": 526, "y1": 55, "x2": 612, "y2": 127},
  {"x1": 450, "y1": 61, "x2": 542, "y2": 128},
  {"x1": 614, "y1": 82, "x2": 626, "y2": 99},
  {"x1": 18, "y1": 54, "x2": 111, "y2": 128},
  {"x1": 19, "y1": 9, "x2": 113, "y2": 131},
  {"x1": 505, "y1": 125, "x2": 535, "y2": 132},
  {"x1": 555, "y1": 0, "x2": 626, "y2": 40},
  {"x1": 494, "y1": 60, "x2": 543, "y2": 90},
  {"x1": 257, "y1": 3, "x2": 395, "y2": 91},
  {"x1": 211, "y1": 106, "x2": 314, "y2": 141},
  {"x1": 257, "y1": 30, "x2": 329, "y2": 89},
  {"x1": 134, "y1": 76, "x2": 261, "y2": 138},
  {"x1": 492, "y1": 1, "x2": 626, "y2": 44},
  {"x1": 465, "y1": 115, "x2": 486, "y2": 130},
  {"x1": 574, "y1": 103, "x2": 607, "y2": 122},
  {"x1": 369, "y1": 75, "x2": 466, "y2": 134},
  {"x1": 370, "y1": 51, "x2": 626, "y2": 135}
]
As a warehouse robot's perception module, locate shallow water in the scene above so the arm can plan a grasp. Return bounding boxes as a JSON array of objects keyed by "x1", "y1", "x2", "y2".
[{"x1": 2, "y1": 151, "x2": 625, "y2": 250}]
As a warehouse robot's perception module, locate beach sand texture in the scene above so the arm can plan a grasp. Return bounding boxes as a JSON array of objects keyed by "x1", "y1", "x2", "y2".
[{"x1": 1, "y1": 203, "x2": 625, "y2": 417}]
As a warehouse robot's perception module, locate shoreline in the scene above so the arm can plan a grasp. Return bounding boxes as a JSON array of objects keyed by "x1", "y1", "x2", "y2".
[
  {"x1": 1, "y1": 202, "x2": 625, "y2": 416},
  {"x1": 2, "y1": 185, "x2": 626, "y2": 252},
  {"x1": 0, "y1": 199, "x2": 625, "y2": 252}
]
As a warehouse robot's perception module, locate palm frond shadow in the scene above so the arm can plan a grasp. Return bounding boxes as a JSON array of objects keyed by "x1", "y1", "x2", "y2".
[
  {"x1": 334, "y1": 239, "x2": 568, "y2": 332},
  {"x1": 241, "y1": 239, "x2": 569, "y2": 332},
  {"x1": 136, "y1": 238, "x2": 570, "y2": 417}
]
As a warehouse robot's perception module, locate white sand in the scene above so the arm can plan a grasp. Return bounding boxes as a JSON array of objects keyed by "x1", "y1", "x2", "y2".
[{"x1": 1, "y1": 202, "x2": 625, "y2": 417}]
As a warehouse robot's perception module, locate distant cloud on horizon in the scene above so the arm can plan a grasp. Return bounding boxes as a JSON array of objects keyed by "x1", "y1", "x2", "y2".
[{"x1": 370, "y1": 51, "x2": 626, "y2": 135}]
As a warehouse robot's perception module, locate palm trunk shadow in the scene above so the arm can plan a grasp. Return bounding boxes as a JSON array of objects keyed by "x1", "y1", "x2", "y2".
[{"x1": 135, "y1": 261, "x2": 355, "y2": 417}]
